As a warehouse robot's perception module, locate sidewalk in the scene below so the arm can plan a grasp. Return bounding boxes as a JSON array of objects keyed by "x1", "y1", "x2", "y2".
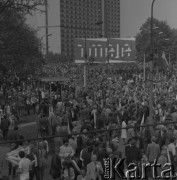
[{"x1": 0, "y1": 121, "x2": 37, "y2": 141}]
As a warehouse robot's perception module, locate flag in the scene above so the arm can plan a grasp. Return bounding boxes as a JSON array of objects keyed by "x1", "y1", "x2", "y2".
[
  {"x1": 140, "y1": 114, "x2": 145, "y2": 132},
  {"x1": 162, "y1": 51, "x2": 169, "y2": 67},
  {"x1": 67, "y1": 120, "x2": 71, "y2": 135},
  {"x1": 119, "y1": 98, "x2": 121, "y2": 108}
]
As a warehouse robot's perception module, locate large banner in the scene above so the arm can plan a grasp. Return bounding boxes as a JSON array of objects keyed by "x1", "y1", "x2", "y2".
[{"x1": 74, "y1": 38, "x2": 136, "y2": 63}]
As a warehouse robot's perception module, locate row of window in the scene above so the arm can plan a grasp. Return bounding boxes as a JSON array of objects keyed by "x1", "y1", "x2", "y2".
[
  {"x1": 61, "y1": 10, "x2": 102, "y2": 13},
  {"x1": 61, "y1": 20, "x2": 102, "y2": 26},
  {"x1": 61, "y1": 5, "x2": 101, "y2": 10},
  {"x1": 60, "y1": 27, "x2": 101, "y2": 32},
  {"x1": 61, "y1": 34, "x2": 101, "y2": 39},
  {"x1": 66, "y1": 15, "x2": 100, "y2": 19}
]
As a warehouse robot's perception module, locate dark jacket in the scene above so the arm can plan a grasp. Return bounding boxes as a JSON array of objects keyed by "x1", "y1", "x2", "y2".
[
  {"x1": 50, "y1": 153, "x2": 61, "y2": 179},
  {"x1": 81, "y1": 147, "x2": 92, "y2": 168},
  {"x1": 125, "y1": 145, "x2": 142, "y2": 166},
  {"x1": 26, "y1": 153, "x2": 39, "y2": 170},
  {"x1": 1, "y1": 118, "x2": 10, "y2": 130},
  {"x1": 118, "y1": 111, "x2": 129, "y2": 123},
  {"x1": 97, "y1": 148, "x2": 108, "y2": 168}
]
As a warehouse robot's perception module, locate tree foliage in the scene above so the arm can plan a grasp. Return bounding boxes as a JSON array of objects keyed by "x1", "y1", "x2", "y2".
[
  {"x1": 47, "y1": 51, "x2": 74, "y2": 63},
  {"x1": 0, "y1": 8, "x2": 44, "y2": 80},
  {"x1": 136, "y1": 18, "x2": 177, "y2": 63},
  {"x1": 0, "y1": 0, "x2": 45, "y2": 15}
]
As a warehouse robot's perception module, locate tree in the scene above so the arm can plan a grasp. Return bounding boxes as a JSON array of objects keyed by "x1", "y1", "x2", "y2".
[
  {"x1": 47, "y1": 52, "x2": 74, "y2": 63},
  {"x1": 0, "y1": 0, "x2": 45, "y2": 15},
  {"x1": 136, "y1": 18, "x2": 177, "y2": 65},
  {"x1": 0, "y1": 8, "x2": 44, "y2": 80},
  {"x1": 47, "y1": 51, "x2": 60, "y2": 63}
]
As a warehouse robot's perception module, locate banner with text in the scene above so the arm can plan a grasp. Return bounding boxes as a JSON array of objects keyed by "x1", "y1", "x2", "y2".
[{"x1": 74, "y1": 38, "x2": 136, "y2": 64}]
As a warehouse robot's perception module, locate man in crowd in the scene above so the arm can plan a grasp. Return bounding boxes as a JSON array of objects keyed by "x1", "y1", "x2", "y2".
[
  {"x1": 146, "y1": 136, "x2": 160, "y2": 164},
  {"x1": 18, "y1": 151, "x2": 32, "y2": 180},
  {"x1": 1, "y1": 115, "x2": 10, "y2": 140}
]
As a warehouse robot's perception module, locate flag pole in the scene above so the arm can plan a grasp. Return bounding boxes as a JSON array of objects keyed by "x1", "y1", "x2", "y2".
[
  {"x1": 169, "y1": 54, "x2": 171, "y2": 66},
  {"x1": 143, "y1": 54, "x2": 146, "y2": 81}
]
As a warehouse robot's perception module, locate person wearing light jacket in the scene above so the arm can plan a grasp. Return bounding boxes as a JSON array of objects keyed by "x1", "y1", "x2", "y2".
[{"x1": 59, "y1": 137, "x2": 75, "y2": 163}]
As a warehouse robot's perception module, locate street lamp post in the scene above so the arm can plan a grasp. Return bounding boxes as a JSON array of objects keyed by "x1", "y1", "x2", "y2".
[
  {"x1": 40, "y1": 34, "x2": 52, "y2": 57},
  {"x1": 45, "y1": 0, "x2": 49, "y2": 63},
  {"x1": 149, "y1": 0, "x2": 156, "y2": 133}
]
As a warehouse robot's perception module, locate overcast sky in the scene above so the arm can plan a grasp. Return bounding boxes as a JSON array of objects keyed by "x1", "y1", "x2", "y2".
[{"x1": 27, "y1": 0, "x2": 177, "y2": 53}]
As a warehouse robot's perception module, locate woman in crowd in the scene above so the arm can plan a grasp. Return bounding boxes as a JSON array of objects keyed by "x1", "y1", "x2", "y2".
[{"x1": 50, "y1": 147, "x2": 62, "y2": 180}]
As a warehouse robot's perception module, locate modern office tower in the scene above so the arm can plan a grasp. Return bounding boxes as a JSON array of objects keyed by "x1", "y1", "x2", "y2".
[{"x1": 59, "y1": 0, "x2": 120, "y2": 56}]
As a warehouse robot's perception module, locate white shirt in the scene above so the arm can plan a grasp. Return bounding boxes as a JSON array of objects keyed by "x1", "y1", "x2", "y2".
[
  {"x1": 19, "y1": 157, "x2": 31, "y2": 180},
  {"x1": 91, "y1": 109, "x2": 97, "y2": 129},
  {"x1": 41, "y1": 91, "x2": 45, "y2": 99},
  {"x1": 168, "y1": 143, "x2": 176, "y2": 156}
]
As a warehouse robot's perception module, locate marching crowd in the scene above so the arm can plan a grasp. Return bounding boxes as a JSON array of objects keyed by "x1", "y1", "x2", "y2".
[{"x1": 1, "y1": 63, "x2": 177, "y2": 180}]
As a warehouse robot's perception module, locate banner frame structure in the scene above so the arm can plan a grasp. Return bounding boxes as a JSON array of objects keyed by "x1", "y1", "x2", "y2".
[{"x1": 74, "y1": 37, "x2": 136, "y2": 64}]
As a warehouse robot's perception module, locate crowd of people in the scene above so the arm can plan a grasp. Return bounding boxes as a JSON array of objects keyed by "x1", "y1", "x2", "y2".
[{"x1": 1, "y1": 62, "x2": 177, "y2": 180}]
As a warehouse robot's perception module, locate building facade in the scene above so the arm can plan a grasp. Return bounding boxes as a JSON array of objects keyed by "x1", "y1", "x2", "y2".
[{"x1": 59, "y1": 0, "x2": 120, "y2": 57}]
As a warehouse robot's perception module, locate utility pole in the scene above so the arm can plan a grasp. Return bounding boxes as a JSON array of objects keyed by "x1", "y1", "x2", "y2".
[
  {"x1": 149, "y1": 0, "x2": 156, "y2": 135},
  {"x1": 45, "y1": 0, "x2": 49, "y2": 63},
  {"x1": 83, "y1": 5, "x2": 88, "y2": 89},
  {"x1": 143, "y1": 53, "x2": 146, "y2": 81}
]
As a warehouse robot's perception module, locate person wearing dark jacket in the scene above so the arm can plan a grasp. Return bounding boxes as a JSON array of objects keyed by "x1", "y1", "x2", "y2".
[
  {"x1": 125, "y1": 137, "x2": 142, "y2": 168},
  {"x1": 1, "y1": 116, "x2": 10, "y2": 140},
  {"x1": 50, "y1": 147, "x2": 62, "y2": 180},
  {"x1": 8, "y1": 126, "x2": 20, "y2": 148},
  {"x1": 26, "y1": 148, "x2": 40, "y2": 180},
  {"x1": 80, "y1": 142, "x2": 93, "y2": 168}
]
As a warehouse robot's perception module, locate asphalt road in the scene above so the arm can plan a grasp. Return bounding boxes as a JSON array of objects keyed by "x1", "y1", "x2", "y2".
[{"x1": 0, "y1": 145, "x2": 52, "y2": 180}]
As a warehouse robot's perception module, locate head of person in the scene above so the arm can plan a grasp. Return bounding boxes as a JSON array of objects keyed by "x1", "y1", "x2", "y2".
[
  {"x1": 131, "y1": 137, "x2": 137, "y2": 145},
  {"x1": 63, "y1": 138, "x2": 69, "y2": 147},
  {"x1": 80, "y1": 169, "x2": 86, "y2": 177},
  {"x1": 19, "y1": 151, "x2": 25, "y2": 159},
  {"x1": 82, "y1": 129, "x2": 88, "y2": 134},
  {"x1": 91, "y1": 154, "x2": 97, "y2": 163},
  {"x1": 161, "y1": 146, "x2": 167, "y2": 155},
  {"x1": 170, "y1": 137, "x2": 175, "y2": 144},
  {"x1": 151, "y1": 136, "x2": 156, "y2": 143},
  {"x1": 106, "y1": 147, "x2": 113, "y2": 155},
  {"x1": 31, "y1": 147, "x2": 38, "y2": 154}
]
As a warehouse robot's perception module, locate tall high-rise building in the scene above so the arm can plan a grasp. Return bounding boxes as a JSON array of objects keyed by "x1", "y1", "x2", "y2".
[{"x1": 59, "y1": 0, "x2": 120, "y2": 56}]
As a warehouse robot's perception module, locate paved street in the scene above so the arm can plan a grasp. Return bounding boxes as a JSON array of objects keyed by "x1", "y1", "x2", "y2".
[{"x1": 0, "y1": 145, "x2": 52, "y2": 180}]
